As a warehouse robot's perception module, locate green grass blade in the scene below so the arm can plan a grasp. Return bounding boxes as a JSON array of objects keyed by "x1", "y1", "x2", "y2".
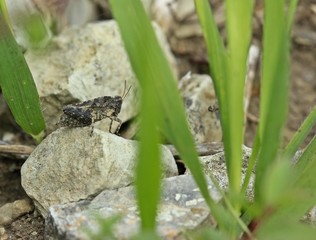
[
  {"x1": 0, "y1": 10, "x2": 45, "y2": 136},
  {"x1": 194, "y1": 1, "x2": 229, "y2": 150},
  {"x1": 194, "y1": 0, "x2": 234, "y2": 197},
  {"x1": 225, "y1": 0, "x2": 254, "y2": 199},
  {"x1": 283, "y1": 106, "x2": 316, "y2": 159},
  {"x1": 256, "y1": 135, "x2": 316, "y2": 239},
  {"x1": 194, "y1": 0, "x2": 227, "y2": 99},
  {"x1": 131, "y1": 231, "x2": 161, "y2": 240},
  {"x1": 110, "y1": 0, "x2": 221, "y2": 231},
  {"x1": 257, "y1": 215, "x2": 316, "y2": 240},
  {"x1": 135, "y1": 87, "x2": 161, "y2": 230},
  {"x1": 21, "y1": 13, "x2": 51, "y2": 48},
  {"x1": 194, "y1": 228, "x2": 230, "y2": 240},
  {"x1": 195, "y1": 0, "x2": 254, "y2": 210},
  {"x1": 294, "y1": 134, "x2": 316, "y2": 188},
  {"x1": 241, "y1": 131, "x2": 260, "y2": 195},
  {"x1": 255, "y1": 0, "x2": 290, "y2": 203},
  {"x1": 289, "y1": 135, "x2": 316, "y2": 220},
  {"x1": 0, "y1": 0, "x2": 11, "y2": 30},
  {"x1": 109, "y1": 1, "x2": 162, "y2": 231},
  {"x1": 257, "y1": 135, "x2": 316, "y2": 238},
  {"x1": 287, "y1": 0, "x2": 299, "y2": 32}
]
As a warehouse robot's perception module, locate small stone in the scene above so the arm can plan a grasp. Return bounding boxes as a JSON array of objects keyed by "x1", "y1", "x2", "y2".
[
  {"x1": 0, "y1": 226, "x2": 6, "y2": 235},
  {"x1": 0, "y1": 199, "x2": 34, "y2": 225},
  {"x1": 21, "y1": 128, "x2": 178, "y2": 217},
  {"x1": 187, "y1": 145, "x2": 254, "y2": 198},
  {"x1": 179, "y1": 73, "x2": 222, "y2": 144},
  {"x1": 0, "y1": 233, "x2": 8, "y2": 240}
]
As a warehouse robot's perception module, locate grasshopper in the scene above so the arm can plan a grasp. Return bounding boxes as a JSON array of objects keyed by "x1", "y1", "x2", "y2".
[{"x1": 58, "y1": 82, "x2": 131, "y2": 135}]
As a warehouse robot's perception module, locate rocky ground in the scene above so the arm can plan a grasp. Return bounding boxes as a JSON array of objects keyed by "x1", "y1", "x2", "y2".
[{"x1": 1, "y1": 0, "x2": 316, "y2": 239}]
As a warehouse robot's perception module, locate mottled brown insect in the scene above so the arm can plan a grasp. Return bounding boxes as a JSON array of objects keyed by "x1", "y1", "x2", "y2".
[{"x1": 58, "y1": 82, "x2": 131, "y2": 135}]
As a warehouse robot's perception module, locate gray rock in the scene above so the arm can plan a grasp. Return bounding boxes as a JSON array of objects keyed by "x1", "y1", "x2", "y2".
[
  {"x1": 187, "y1": 145, "x2": 254, "y2": 197},
  {"x1": 179, "y1": 73, "x2": 222, "y2": 144},
  {"x1": 21, "y1": 128, "x2": 177, "y2": 217},
  {"x1": 25, "y1": 20, "x2": 177, "y2": 133},
  {"x1": 45, "y1": 175, "x2": 221, "y2": 240},
  {"x1": 0, "y1": 199, "x2": 34, "y2": 225}
]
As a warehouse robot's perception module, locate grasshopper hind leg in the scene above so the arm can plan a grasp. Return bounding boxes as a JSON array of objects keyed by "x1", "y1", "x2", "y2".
[
  {"x1": 109, "y1": 117, "x2": 122, "y2": 134},
  {"x1": 89, "y1": 126, "x2": 94, "y2": 136}
]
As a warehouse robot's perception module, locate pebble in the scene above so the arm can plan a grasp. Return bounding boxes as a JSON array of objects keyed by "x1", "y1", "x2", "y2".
[{"x1": 0, "y1": 199, "x2": 34, "y2": 226}]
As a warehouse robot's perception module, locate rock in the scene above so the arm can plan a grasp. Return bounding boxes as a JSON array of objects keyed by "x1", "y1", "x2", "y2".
[
  {"x1": 25, "y1": 20, "x2": 177, "y2": 133},
  {"x1": 179, "y1": 73, "x2": 222, "y2": 143},
  {"x1": 45, "y1": 175, "x2": 221, "y2": 240},
  {"x1": 178, "y1": 46, "x2": 260, "y2": 145},
  {"x1": 187, "y1": 145, "x2": 254, "y2": 197},
  {"x1": 293, "y1": 27, "x2": 316, "y2": 46},
  {"x1": 0, "y1": 226, "x2": 8, "y2": 240},
  {"x1": 61, "y1": 0, "x2": 98, "y2": 28},
  {"x1": 150, "y1": 0, "x2": 202, "y2": 38},
  {"x1": 21, "y1": 128, "x2": 178, "y2": 217},
  {"x1": 0, "y1": 199, "x2": 34, "y2": 225}
]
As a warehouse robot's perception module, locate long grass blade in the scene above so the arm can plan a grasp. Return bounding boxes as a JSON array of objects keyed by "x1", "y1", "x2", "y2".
[
  {"x1": 255, "y1": 0, "x2": 290, "y2": 202},
  {"x1": 287, "y1": 0, "x2": 299, "y2": 32},
  {"x1": 241, "y1": 131, "x2": 260, "y2": 195},
  {"x1": 135, "y1": 86, "x2": 161, "y2": 230},
  {"x1": 289, "y1": 135, "x2": 316, "y2": 221},
  {"x1": 225, "y1": 0, "x2": 254, "y2": 201},
  {"x1": 257, "y1": 135, "x2": 316, "y2": 239},
  {"x1": 0, "y1": 9, "x2": 45, "y2": 136},
  {"x1": 109, "y1": 1, "x2": 162, "y2": 230},
  {"x1": 294, "y1": 134, "x2": 316, "y2": 188},
  {"x1": 258, "y1": 137, "x2": 316, "y2": 239},
  {"x1": 109, "y1": 0, "x2": 220, "y2": 231},
  {"x1": 194, "y1": 0, "x2": 233, "y2": 197},
  {"x1": 0, "y1": 0, "x2": 11, "y2": 30},
  {"x1": 283, "y1": 107, "x2": 316, "y2": 159}
]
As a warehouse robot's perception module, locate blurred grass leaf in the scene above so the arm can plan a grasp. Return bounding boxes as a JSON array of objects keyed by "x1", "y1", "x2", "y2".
[
  {"x1": 195, "y1": 0, "x2": 253, "y2": 209},
  {"x1": 84, "y1": 215, "x2": 121, "y2": 240},
  {"x1": 0, "y1": 8, "x2": 45, "y2": 136},
  {"x1": 283, "y1": 107, "x2": 316, "y2": 159},
  {"x1": 224, "y1": 0, "x2": 253, "y2": 199},
  {"x1": 109, "y1": 0, "x2": 225, "y2": 232},
  {"x1": 193, "y1": 227, "x2": 230, "y2": 240},
  {"x1": 20, "y1": 13, "x2": 51, "y2": 48},
  {"x1": 292, "y1": 135, "x2": 316, "y2": 212},
  {"x1": 131, "y1": 231, "x2": 161, "y2": 240},
  {"x1": 255, "y1": 0, "x2": 290, "y2": 204},
  {"x1": 257, "y1": 215, "x2": 316, "y2": 240}
]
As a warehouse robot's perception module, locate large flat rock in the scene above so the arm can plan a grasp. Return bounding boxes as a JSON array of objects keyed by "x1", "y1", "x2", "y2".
[
  {"x1": 45, "y1": 175, "x2": 221, "y2": 240},
  {"x1": 21, "y1": 128, "x2": 177, "y2": 217}
]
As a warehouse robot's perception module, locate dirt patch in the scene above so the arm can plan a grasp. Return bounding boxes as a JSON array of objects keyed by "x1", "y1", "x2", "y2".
[
  {"x1": 4, "y1": 213, "x2": 44, "y2": 240},
  {"x1": 0, "y1": 159, "x2": 44, "y2": 240}
]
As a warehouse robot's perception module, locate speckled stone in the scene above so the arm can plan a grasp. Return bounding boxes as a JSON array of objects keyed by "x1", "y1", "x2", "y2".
[
  {"x1": 45, "y1": 175, "x2": 221, "y2": 240},
  {"x1": 21, "y1": 128, "x2": 177, "y2": 218},
  {"x1": 179, "y1": 73, "x2": 222, "y2": 144},
  {"x1": 25, "y1": 20, "x2": 177, "y2": 133}
]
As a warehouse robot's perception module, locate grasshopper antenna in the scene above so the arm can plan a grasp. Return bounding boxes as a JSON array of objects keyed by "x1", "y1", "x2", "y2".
[{"x1": 122, "y1": 80, "x2": 132, "y2": 100}]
